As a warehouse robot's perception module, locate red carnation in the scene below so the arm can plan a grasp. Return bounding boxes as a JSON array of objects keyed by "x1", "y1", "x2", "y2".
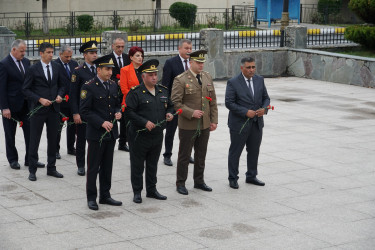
[
  {"x1": 64, "y1": 95, "x2": 69, "y2": 102},
  {"x1": 176, "y1": 109, "x2": 183, "y2": 115},
  {"x1": 19, "y1": 121, "x2": 23, "y2": 127},
  {"x1": 116, "y1": 74, "x2": 120, "y2": 80},
  {"x1": 205, "y1": 96, "x2": 212, "y2": 102},
  {"x1": 121, "y1": 105, "x2": 125, "y2": 113}
]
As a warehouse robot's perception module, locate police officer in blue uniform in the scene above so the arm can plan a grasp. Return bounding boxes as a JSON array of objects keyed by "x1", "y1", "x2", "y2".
[
  {"x1": 69, "y1": 40, "x2": 98, "y2": 176},
  {"x1": 79, "y1": 55, "x2": 122, "y2": 210},
  {"x1": 126, "y1": 59, "x2": 174, "y2": 204}
]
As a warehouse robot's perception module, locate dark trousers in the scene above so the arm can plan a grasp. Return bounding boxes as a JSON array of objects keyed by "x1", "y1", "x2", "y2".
[
  {"x1": 28, "y1": 108, "x2": 59, "y2": 174},
  {"x1": 163, "y1": 116, "x2": 178, "y2": 158},
  {"x1": 128, "y1": 128, "x2": 163, "y2": 194},
  {"x1": 2, "y1": 101, "x2": 30, "y2": 164},
  {"x1": 118, "y1": 114, "x2": 127, "y2": 146},
  {"x1": 86, "y1": 139, "x2": 115, "y2": 201},
  {"x1": 75, "y1": 123, "x2": 86, "y2": 168},
  {"x1": 228, "y1": 120, "x2": 263, "y2": 181},
  {"x1": 56, "y1": 107, "x2": 75, "y2": 153},
  {"x1": 176, "y1": 128, "x2": 210, "y2": 187}
]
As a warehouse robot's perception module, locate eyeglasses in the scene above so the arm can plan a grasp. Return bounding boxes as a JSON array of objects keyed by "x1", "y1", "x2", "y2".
[{"x1": 245, "y1": 66, "x2": 256, "y2": 69}]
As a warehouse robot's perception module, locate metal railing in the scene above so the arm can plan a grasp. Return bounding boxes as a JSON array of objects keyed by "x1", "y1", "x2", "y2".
[
  {"x1": 224, "y1": 30, "x2": 285, "y2": 49},
  {"x1": 307, "y1": 28, "x2": 351, "y2": 46}
]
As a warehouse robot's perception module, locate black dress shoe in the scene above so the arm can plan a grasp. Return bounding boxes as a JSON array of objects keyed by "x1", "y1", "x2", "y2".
[
  {"x1": 77, "y1": 167, "x2": 85, "y2": 176},
  {"x1": 146, "y1": 190, "x2": 167, "y2": 200},
  {"x1": 10, "y1": 162, "x2": 20, "y2": 170},
  {"x1": 67, "y1": 149, "x2": 76, "y2": 156},
  {"x1": 88, "y1": 200, "x2": 98, "y2": 210},
  {"x1": 47, "y1": 170, "x2": 64, "y2": 178},
  {"x1": 176, "y1": 186, "x2": 189, "y2": 195},
  {"x1": 118, "y1": 144, "x2": 129, "y2": 152},
  {"x1": 164, "y1": 157, "x2": 173, "y2": 166},
  {"x1": 28, "y1": 173, "x2": 37, "y2": 181},
  {"x1": 56, "y1": 152, "x2": 61, "y2": 159},
  {"x1": 99, "y1": 197, "x2": 122, "y2": 206},
  {"x1": 246, "y1": 177, "x2": 265, "y2": 186},
  {"x1": 189, "y1": 156, "x2": 194, "y2": 164},
  {"x1": 25, "y1": 162, "x2": 45, "y2": 168},
  {"x1": 229, "y1": 180, "x2": 239, "y2": 189},
  {"x1": 133, "y1": 193, "x2": 142, "y2": 203},
  {"x1": 194, "y1": 183, "x2": 212, "y2": 192}
]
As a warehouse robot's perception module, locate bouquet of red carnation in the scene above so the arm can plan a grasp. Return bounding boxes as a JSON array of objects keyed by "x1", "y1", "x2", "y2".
[
  {"x1": 116, "y1": 74, "x2": 120, "y2": 80},
  {"x1": 239, "y1": 105, "x2": 275, "y2": 134},
  {"x1": 28, "y1": 95, "x2": 69, "y2": 118},
  {"x1": 0, "y1": 112, "x2": 24, "y2": 127},
  {"x1": 99, "y1": 105, "x2": 125, "y2": 145}
]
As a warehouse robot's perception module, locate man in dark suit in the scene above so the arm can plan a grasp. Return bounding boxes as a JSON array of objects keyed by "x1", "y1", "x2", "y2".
[
  {"x1": 162, "y1": 39, "x2": 194, "y2": 166},
  {"x1": 55, "y1": 44, "x2": 78, "y2": 159},
  {"x1": 0, "y1": 39, "x2": 45, "y2": 170},
  {"x1": 69, "y1": 40, "x2": 98, "y2": 176},
  {"x1": 22, "y1": 42, "x2": 66, "y2": 181},
  {"x1": 225, "y1": 57, "x2": 270, "y2": 189},
  {"x1": 107, "y1": 37, "x2": 130, "y2": 152},
  {"x1": 80, "y1": 55, "x2": 122, "y2": 210}
]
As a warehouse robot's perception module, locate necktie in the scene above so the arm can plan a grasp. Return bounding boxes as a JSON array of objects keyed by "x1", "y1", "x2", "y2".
[
  {"x1": 46, "y1": 65, "x2": 52, "y2": 84},
  {"x1": 103, "y1": 81, "x2": 109, "y2": 91},
  {"x1": 17, "y1": 60, "x2": 25, "y2": 78},
  {"x1": 196, "y1": 74, "x2": 202, "y2": 85},
  {"x1": 64, "y1": 63, "x2": 70, "y2": 78},
  {"x1": 90, "y1": 66, "x2": 95, "y2": 75},
  {"x1": 184, "y1": 59, "x2": 188, "y2": 71},
  {"x1": 118, "y1": 56, "x2": 122, "y2": 68}
]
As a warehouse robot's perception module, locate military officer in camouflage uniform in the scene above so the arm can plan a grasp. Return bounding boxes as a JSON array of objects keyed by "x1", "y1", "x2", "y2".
[
  {"x1": 69, "y1": 40, "x2": 98, "y2": 176},
  {"x1": 171, "y1": 50, "x2": 218, "y2": 195},
  {"x1": 79, "y1": 55, "x2": 122, "y2": 210},
  {"x1": 126, "y1": 59, "x2": 174, "y2": 204}
]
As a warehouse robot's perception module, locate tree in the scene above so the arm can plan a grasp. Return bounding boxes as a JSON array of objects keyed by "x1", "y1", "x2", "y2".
[{"x1": 37, "y1": 0, "x2": 49, "y2": 34}]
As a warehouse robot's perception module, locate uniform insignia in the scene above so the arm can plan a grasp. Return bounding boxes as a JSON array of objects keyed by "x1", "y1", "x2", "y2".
[
  {"x1": 186, "y1": 84, "x2": 190, "y2": 88},
  {"x1": 158, "y1": 84, "x2": 168, "y2": 89},
  {"x1": 159, "y1": 89, "x2": 162, "y2": 92},
  {"x1": 190, "y1": 80, "x2": 193, "y2": 82},
  {"x1": 143, "y1": 90, "x2": 146, "y2": 93},
  {"x1": 71, "y1": 74, "x2": 76, "y2": 82},
  {"x1": 96, "y1": 82, "x2": 98, "y2": 85},
  {"x1": 131, "y1": 85, "x2": 139, "y2": 90},
  {"x1": 80, "y1": 90, "x2": 87, "y2": 99}
]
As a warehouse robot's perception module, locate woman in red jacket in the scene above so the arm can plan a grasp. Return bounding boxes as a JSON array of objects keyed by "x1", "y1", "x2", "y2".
[{"x1": 120, "y1": 46, "x2": 144, "y2": 106}]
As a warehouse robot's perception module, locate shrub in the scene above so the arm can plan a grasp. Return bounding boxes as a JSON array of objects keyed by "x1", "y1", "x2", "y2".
[
  {"x1": 206, "y1": 15, "x2": 218, "y2": 28},
  {"x1": 348, "y1": 0, "x2": 375, "y2": 24},
  {"x1": 127, "y1": 19, "x2": 145, "y2": 32},
  {"x1": 169, "y1": 2, "x2": 197, "y2": 28},
  {"x1": 76, "y1": 14, "x2": 94, "y2": 32},
  {"x1": 345, "y1": 25, "x2": 375, "y2": 49},
  {"x1": 317, "y1": 0, "x2": 342, "y2": 15}
]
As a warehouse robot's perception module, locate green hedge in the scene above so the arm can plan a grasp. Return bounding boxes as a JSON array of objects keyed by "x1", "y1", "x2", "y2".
[
  {"x1": 345, "y1": 25, "x2": 375, "y2": 49},
  {"x1": 76, "y1": 14, "x2": 94, "y2": 32},
  {"x1": 349, "y1": 0, "x2": 375, "y2": 24},
  {"x1": 169, "y1": 2, "x2": 197, "y2": 28}
]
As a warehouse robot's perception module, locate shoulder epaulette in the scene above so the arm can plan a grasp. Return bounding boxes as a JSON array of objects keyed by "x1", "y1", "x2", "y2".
[
  {"x1": 75, "y1": 65, "x2": 83, "y2": 70},
  {"x1": 157, "y1": 84, "x2": 168, "y2": 89},
  {"x1": 131, "y1": 85, "x2": 140, "y2": 90},
  {"x1": 85, "y1": 79, "x2": 94, "y2": 85},
  {"x1": 176, "y1": 71, "x2": 187, "y2": 78}
]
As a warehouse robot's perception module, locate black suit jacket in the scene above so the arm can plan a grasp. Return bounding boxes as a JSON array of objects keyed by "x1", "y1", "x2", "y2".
[
  {"x1": 22, "y1": 61, "x2": 65, "y2": 113},
  {"x1": 162, "y1": 55, "x2": 185, "y2": 94},
  {"x1": 225, "y1": 74, "x2": 270, "y2": 132},
  {"x1": 109, "y1": 52, "x2": 130, "y2": 83},
  {"x1": 54, "y1": 58, "x2": 78, "y2": 109},
  {"x1": 0, "y1": 55, "x2": 30, "y2": 112},
  {"x1": 80, "y1": 77, "x2": 121, "y2": 141}
]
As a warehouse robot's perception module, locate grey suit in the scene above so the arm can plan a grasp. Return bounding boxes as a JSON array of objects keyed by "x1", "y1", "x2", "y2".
[{"x1": 225, "y1": 73, "x2": 270, "y2": 181}]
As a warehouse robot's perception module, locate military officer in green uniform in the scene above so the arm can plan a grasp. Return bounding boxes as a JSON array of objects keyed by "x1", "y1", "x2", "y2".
[
  {"x1": 79, "y1": 55, "x2": 122, "y2": 210},
  {"x1": 171, "y1": 50, "x2": 218, "y2": 195},
  {"x1": 69, "y1": 40, "x2": 98, "y2": 176},
  {"x1": 125, "y1": 59, "x2": 174, "y2": 204}
]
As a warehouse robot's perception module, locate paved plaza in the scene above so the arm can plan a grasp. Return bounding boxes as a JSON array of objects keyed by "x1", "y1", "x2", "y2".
[{"x1": 0, "y1": 77, "x2": 374, "y2": 249}]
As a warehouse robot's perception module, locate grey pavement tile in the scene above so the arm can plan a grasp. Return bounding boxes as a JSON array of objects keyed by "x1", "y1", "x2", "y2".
[
  {"x1": 346, "y1": 200, "x2": 375, "y2": 217},
  {"x1": 11, "y1": 175, "x2": 73, "y2": 191},
  {"x1": 0, "y1": 221, "x2": 47, "y2": 242},
  {"x1": 9, "y1": 202, "x2": 72, "y2": 220},
  {"x1": 337, "y1": 237, "x2": 375, "y2": 250},
  {"x1": 0, "y1": 180, "x2": 30, "y2": 194},
  {"x1": 130, "y1": 233, "x2": 206, "y2": 250},
  {"x1": 78, "y1": 241, "x2": 143, "y2": 250},
  {"x1": 35, "y1": 186, "x2": 86, "y2": 202},
  {"x1": 31, "y1": 214, "x2": 96, "y2": 234},
  {"x1": 0, "y1": 191, "x2": 50, "y2": 208},
  {"x1": 0, "y1": 207, "x2": 24, "y2": 224}
]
